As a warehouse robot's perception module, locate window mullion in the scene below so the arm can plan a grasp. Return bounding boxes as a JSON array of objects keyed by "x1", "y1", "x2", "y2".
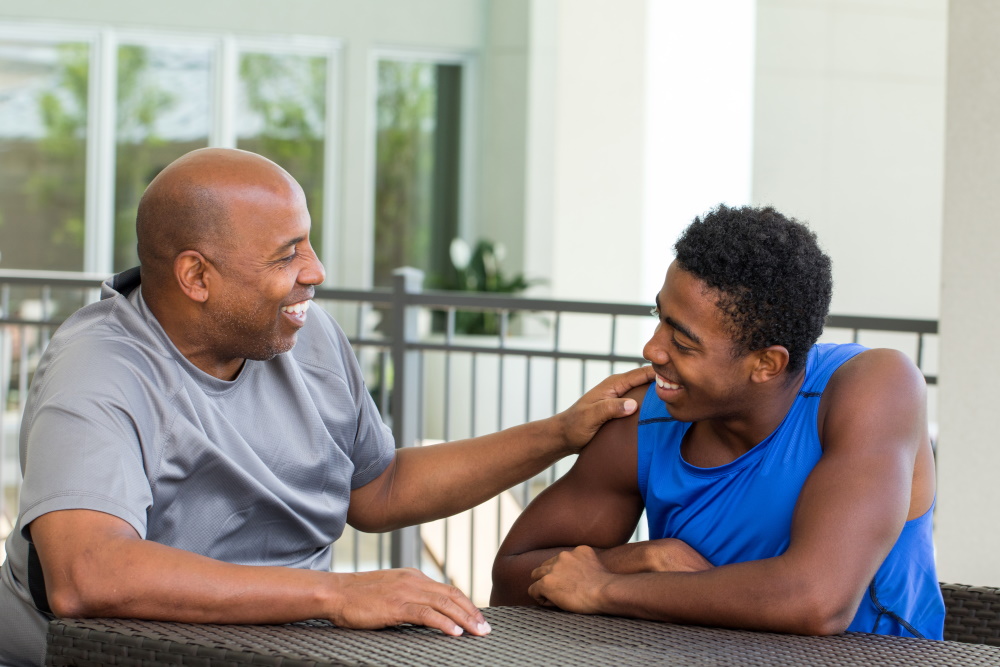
[
  {"x1": 85, "y1": 28, "x2": 118, "y2": 275},
  {"x1": 212, "y1": 35, "x2": 238, "y2": 148},
  {"x1": 321, "y1": 46, "x2": 342, "y2": 273}
]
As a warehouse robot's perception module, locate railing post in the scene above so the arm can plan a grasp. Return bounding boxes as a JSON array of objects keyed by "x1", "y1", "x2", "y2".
[{"x1": 389, "y1": 267, "x2": 424, "y2": 570}]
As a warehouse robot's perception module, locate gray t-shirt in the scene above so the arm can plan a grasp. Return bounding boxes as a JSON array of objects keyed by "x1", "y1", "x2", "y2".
[{"x1": 0, "y1": 269, "x2": 395, "y2": 666}]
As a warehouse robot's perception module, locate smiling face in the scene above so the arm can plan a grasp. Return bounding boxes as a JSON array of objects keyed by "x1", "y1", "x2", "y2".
[
  {"x1": 203, "y1": 177, "x2": 326, "y2": 365},
  {"x1": 643, "y1": 261, "x2": 760, "y2": 423}
]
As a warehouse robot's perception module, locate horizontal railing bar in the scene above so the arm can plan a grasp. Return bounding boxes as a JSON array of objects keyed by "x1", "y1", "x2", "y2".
[
  {"x1": 826, "y1": 314, "x2": 938, "y2": 335},
  {"x1": 402, "y1": 342, "x2": 647, "y2": 364},
  {"x1": 403, "y1": 289, "x2": 652, "y2": 316},
  {"x1": 0, "y1": 269, "x2": 109, "y2": 287}
]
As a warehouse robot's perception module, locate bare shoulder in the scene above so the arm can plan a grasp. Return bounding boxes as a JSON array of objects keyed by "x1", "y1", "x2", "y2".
[
  {"x1": 569, "y1": 382, "x2": 651, "y2": 489},
  {"x1": 820, "y1": 348, "x2": 928, "y2": 449},
  {"x1": 826, "y1": 348, "x2": 926, "y2": 400}
]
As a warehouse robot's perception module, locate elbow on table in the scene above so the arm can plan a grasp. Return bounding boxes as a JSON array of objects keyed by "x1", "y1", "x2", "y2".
[
  {"x1": 46, "y1": 570, "x2": 125, "y2": 619},
  {"x1": 47, "y1": 582, "x2": 97, "y2": 619},
  {"x1": 786, "y1": 590, "x2": 857, "y2": 636},
  {"x1": 490, "y1": 556, "x2": 527, "y2": 606}
]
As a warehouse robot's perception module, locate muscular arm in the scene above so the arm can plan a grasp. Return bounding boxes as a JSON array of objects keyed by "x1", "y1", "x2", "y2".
[
  {"x1": 491, "y1": 384, "x2": 711, "y2": 606},
  {"x1": 528, "y1": 349, "x2": 936, "y2": 635},
  {"x1": 347, "y1": 366, "x2": 654, "y2": 532},
  {"x1": 30, "y1": 509, "x2": 488, "y2": 636}
]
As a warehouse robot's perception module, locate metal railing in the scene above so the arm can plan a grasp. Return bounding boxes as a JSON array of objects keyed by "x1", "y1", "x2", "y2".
[{"x1": 0, "y1": 268, "x2": 940, "y2": 605}]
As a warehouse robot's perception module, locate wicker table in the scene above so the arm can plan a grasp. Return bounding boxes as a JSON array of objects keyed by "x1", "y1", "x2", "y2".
[{"x1": 46, "y1": 606, "x2": 1000, "y2": 667}]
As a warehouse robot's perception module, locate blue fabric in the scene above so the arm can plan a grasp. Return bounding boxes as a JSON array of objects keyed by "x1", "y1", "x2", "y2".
[{"x1": 637, "y1": 343, "x2": 945, "y2": 639}]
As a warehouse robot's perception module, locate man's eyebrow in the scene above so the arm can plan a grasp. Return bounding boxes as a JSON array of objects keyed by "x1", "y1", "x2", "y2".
[
  {"x1": 654, "y1": 295, "x2": 702, "y2": 345},
  {"x1": 665, "y1": 315, "x2": 701, "y2": 346},
  {"x1": 270, "y1": 236, "x2": 306, "y2": 258}
]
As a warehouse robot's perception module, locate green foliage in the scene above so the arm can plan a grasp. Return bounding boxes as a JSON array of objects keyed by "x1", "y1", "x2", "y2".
[
  {"x1": 26, "y1": 43, "x2": 89, "y2": 263},
  {"x1": 114, "y1": 45, "x2": 180, "y2": 270},
  {"x1": 239, "y1": 53, "x2": 327, "y2": 252},
  {"x1": 373, "y1": 61, "x2": 435, "y2": 286},
  {"x1": 432, "y1": 238, "x2": 542, "y2": 335}
]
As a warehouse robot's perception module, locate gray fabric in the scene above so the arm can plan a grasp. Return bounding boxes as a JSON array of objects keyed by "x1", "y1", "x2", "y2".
[{"x1": 0, "y1": 271, "x2": 395, "y2": 666}]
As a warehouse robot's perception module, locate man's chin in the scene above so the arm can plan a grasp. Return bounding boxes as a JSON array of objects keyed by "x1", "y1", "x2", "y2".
[{"x1": 245, "y1": 335, "x2": 298, "y2": 361}]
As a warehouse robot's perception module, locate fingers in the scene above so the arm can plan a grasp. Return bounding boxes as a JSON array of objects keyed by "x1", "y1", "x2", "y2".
[
  {"x1": 407, "y1": 577, "x2": 490, "y2": 636},
  {"x1": 527, "y1": 580, "x2": 554, "y2": 606},
  {"x1": 406, "y1": 594, "x2": 492, "y2": 636},
  {"x1": 598, "y1": 366, "x2": 654, "y2": 398},
  {"x1": 334, "y1": 569, "x2": 490, "y2": 636}
]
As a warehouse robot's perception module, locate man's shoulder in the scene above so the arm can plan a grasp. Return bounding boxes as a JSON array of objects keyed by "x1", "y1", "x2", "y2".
[
  {"x1": 36, "y1": 293, "x2": 175, "y2": 397},
  {"x1": 826, "y1": 347, "x2": 924, "y2": 391},
  {"x1": 820, "y1": 347, "x2": 927, "y2": 440}
]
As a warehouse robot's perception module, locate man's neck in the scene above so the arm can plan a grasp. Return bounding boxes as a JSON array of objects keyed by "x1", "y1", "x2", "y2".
[{"x1": 686, "y1": 369, "x2": 807, "y2": 466}]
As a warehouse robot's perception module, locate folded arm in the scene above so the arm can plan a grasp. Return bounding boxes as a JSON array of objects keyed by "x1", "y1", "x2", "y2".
[
  {"x1": 490, "y1": 384, "x2": 703, "y2": 605},
  {"x1": 506, "y1": 350, "x2": 935, "y2": 635}
]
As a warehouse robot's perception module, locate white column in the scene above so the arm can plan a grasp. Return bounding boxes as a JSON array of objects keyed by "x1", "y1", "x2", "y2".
[
  {"x1": 642, "y1": 0, "x2": 756, "y2": 300},
  {"x1": 935, "y1": 0, "x2": 1000, "y2": 588}
]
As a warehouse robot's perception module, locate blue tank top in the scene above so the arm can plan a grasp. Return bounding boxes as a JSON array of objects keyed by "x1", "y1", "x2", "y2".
[{"x1": 637, "y1": 343, "x2": 944, "y2": 639}]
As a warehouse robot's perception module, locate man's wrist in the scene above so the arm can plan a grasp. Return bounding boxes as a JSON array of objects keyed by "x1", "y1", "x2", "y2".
[
  {"x1": 318, "y1": 571, "x2": 350, "y2": 625},
  {"x1": 534, "y1": 412, "x2": 578, "y2": 454}
]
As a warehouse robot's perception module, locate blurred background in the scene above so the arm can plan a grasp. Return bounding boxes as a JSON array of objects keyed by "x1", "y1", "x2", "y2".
[{"x1": 1, "y1": 0, "x2": 998, "y2": 590}]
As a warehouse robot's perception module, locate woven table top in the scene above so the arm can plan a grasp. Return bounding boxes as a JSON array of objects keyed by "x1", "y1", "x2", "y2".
[{"x1": 46, "y1": 605, "x2": 1000, "y2": 667}]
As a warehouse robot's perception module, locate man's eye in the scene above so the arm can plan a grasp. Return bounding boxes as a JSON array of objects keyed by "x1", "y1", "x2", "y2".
[
  {"x1": 672, "y1": 339, "x2": 692, "y2": 352},
  {"x1": 650, "y1": 307, "x2": 660, "y2": 318}
]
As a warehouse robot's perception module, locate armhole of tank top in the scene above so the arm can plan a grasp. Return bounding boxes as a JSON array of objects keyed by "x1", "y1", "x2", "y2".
[{"x1": 636, "y1": 411, "x2": 655, "y2": 501}]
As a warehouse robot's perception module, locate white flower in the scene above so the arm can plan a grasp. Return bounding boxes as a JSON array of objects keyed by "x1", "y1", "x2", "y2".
[{"x1": 450, "y1": 237, "x2": 472, "y2": 270}]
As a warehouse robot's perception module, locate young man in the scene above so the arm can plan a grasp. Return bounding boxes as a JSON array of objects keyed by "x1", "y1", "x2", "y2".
[
  {"x1": 491, "y1": 205, "x2": 943, "y2": 639},
  {"x1": 0, "y1": 148, "x2": 652, "y2": 667}
]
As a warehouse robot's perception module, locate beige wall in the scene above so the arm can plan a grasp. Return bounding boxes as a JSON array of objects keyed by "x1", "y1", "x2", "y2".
[
  {"x1": 528, "y1": 0, "x2": 648, "y2": 303},
  {"x1": 753, "y1": 0, "x2": 947, "y2": 320},
  {"x1": 936, "y1": 0, "x2": 1000, "y2": 588}
]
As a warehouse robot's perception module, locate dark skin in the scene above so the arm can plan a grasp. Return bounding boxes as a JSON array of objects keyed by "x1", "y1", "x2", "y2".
[
  {"x1": 28, "y1": 148, "x2": 654, "y2": 638},
  {"x1": 491, "y1": 261, "x2": 936, "y2": 636}
]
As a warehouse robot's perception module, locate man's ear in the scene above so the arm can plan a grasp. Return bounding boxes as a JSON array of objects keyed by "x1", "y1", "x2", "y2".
[
  {"x1": 750, "y1": 345, "x2": 790, "y2": 383},
  {"x1": 174, "y1": 251, "x2": 211, "y2": 303}
]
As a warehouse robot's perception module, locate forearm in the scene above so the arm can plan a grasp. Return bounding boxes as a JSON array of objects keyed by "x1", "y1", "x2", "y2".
[
  {"x1": 47, "y1": 535, "x2": 339, "y2": 624},
  {"x1": 354, "y1": 418, "x2": 572, "y2": 531},
  {"x1": 493, "y1": 547, "x2": 572, "y2": 605},
  {"x1": 590, "y1": 559, "x2": 857, "y2": 635},
  {"x1": 494, "y1": 541, "x2": 696, "y2": 606},
  {"x1": 35, "y1": 509, "x2": 487, "y2": 636}
]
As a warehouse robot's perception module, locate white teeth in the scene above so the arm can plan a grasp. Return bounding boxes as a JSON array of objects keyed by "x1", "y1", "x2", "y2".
[
  {"x1": 281, "y1": 301, "x2": 311, "y2": 315},
  {"x1": 656, "y1": 374, "x2": 680, "y2": 390}
]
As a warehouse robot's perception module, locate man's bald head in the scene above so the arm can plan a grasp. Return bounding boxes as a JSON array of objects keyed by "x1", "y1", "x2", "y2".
[{"x1": 136, "y1": 148, "x2": 301, "y2": 292}]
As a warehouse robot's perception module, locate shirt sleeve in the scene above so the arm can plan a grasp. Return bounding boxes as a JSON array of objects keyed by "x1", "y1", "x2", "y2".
[
  {"x1": 17, "y1": 345, "x2": 153, "y2": 539},
  {"x1": 317, "y1": 310, "x2": 396, "y2": 489}
]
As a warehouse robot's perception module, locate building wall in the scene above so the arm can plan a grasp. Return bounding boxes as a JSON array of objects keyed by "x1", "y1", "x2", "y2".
[
  {"x1": 936, "y1": 0, "x2": 1000, "y2": 588},
  {"x1": 753, "y1": 0, "x2": 947, "y2": 320}
]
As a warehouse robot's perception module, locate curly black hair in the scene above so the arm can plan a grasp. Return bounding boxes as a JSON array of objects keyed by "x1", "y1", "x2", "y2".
[{"x1": 673, "y1": 204, "x2": 832, "y2": 374}]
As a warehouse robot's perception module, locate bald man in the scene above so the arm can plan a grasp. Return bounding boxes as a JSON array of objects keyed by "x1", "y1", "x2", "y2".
[{"x1": 0, "y1": 148, "x2": 652, "y2": 667}]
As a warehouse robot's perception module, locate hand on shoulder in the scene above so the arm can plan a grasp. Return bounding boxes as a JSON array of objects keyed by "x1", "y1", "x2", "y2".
[{"x1": 552, "y1": 366, "x2": 654, "y2": 451}]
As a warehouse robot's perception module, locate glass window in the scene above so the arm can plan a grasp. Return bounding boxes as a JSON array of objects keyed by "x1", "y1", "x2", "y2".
[
  {"x1": 373, "y1": 59, "x2": 462, "y2": 288},
  {"x1": 237, "y1": 52, "x2": 327, "y2": 255},
  {"x1": 0, "y1": 40, "x2": 89, "y2": 271},
  {"x1": 113, "y1": 43, "x2": 212, "y2": 272}
]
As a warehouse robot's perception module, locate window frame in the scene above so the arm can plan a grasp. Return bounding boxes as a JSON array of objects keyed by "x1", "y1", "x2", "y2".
[
  {"x1": 0, "y1": 22, "x2": 342, "y2": 275},
  {"x1": 365, "y1": 46, "x2": 478, "y2": 289}
]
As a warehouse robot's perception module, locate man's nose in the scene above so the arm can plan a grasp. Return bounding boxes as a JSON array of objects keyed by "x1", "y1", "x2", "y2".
[
  {"x1": 643, "y1": 334, "x2": 669, "y2": 365},
  {"x1": 301, "y1": 253, "x2": 326, "y2": 286}
]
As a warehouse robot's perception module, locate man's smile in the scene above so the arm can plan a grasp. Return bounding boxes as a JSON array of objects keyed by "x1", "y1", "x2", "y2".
[
  {"x1": 655, "y1": 372, "x2": 681, "y2": 391},
  {"x1": 280, "y1": 299, "x2": 311, "y2": 325}
]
